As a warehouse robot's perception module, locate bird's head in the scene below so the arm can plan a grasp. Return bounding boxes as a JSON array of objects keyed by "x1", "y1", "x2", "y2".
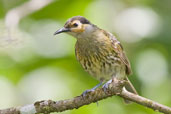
[{"x1": 54, "y1": 16, "x2": 95, "y2": 38}]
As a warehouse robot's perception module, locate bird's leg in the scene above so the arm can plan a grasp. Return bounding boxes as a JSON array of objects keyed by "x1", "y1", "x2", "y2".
[
  {"x1": 82, "y1": 82, "x2": 103, "y2": 96},
  {"x1": 102, "y1": 79, "x2": 113, "y2": 92}
]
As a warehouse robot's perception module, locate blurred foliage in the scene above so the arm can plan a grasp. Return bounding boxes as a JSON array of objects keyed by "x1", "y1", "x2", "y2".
[{"x1": 0, "y1": 0, "x2": 171, "y2": 114}]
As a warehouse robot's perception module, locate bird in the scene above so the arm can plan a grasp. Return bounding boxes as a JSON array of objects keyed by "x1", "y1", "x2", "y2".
[{"x1": 54, "y1": 16, "x2": 137, "y2": 103}]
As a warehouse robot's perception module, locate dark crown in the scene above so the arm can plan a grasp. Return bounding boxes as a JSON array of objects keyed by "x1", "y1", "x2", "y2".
[
  {"x1": 64, "y1": 16, "x2": 91, "y2": 28},
  {"x1": 70, "y1": 16, "x2": 90, "y2": 24}
]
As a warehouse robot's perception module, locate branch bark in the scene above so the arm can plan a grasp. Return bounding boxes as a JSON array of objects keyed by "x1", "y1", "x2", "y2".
[{"x1": 0, "y1": 78, "x2": 171, "y2": 114}]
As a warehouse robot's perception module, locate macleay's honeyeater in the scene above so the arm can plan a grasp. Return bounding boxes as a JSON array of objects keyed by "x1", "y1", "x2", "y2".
[{"x1": 54, "y1": 16, "x2": 137, "y2": 103}]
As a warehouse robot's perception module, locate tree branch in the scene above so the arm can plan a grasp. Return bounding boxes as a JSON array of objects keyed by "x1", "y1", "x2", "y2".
[{"x1": 0, "y1": 78, "x2": 171, "y2": 114}]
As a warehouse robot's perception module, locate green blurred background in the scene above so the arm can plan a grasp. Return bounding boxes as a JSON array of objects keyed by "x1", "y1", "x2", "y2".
[{"x1": 0, "y1": 0, "x2": 171, "y2": 114}]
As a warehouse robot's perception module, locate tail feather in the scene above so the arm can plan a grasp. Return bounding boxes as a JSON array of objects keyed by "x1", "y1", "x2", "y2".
[{"x1": 123, "y1": 77, "x2": 138, "y2": 104}]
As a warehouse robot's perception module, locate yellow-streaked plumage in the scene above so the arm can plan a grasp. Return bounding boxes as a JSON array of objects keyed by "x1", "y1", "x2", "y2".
[
  {"x1": 54, "y1": 16, "x2": 137, "y2": 103},
  {"x1": 75, "y1": 28, "x2": 128, "y2": 82}
]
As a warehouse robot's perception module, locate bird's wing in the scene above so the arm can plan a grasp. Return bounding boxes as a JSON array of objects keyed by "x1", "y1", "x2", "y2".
[
  {"x1": 103, "y1": 30, "x2": 132, "y2": 75},
  {"x1": 113, "y1": 40, "x2": 132, "y2": 75}
]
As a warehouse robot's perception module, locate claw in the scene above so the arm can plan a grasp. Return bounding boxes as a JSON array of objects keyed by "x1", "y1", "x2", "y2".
[
  {"x1": 82, "y1": 82, "x2": 103, "y2": 97},
  {"x1": 82, "y1": 89, "x2": 94, "y2": 97},
  {"x1": 102, "y1": 79, "x2": 112, "y2": 92}
]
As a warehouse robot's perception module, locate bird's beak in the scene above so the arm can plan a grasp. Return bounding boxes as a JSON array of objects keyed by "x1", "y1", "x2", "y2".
[{"x1": 54, "y1": 27, "x2": 70, "y2": 35}]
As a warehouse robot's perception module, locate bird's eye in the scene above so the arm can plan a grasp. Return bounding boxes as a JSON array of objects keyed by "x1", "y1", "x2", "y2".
[{"x1": 73, "y1": 23, "x2": 78, "y2": 27}]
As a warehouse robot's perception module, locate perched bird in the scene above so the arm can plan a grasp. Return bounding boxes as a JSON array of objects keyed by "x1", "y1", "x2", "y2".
[{"x1": 54, "y1": 16, "x2": 137, "y2": 103}]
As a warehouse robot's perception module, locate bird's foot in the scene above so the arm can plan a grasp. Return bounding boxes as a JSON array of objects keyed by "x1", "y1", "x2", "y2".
[
  {"x1": 82, "y1": 89, "x2": 94, "y2": 97},
  {"x1": 82, "y1": 82, "x2": 103, "y2": 97},
  {"x1": 102, "y1": 79, "x2": 112, "y2": 92}
]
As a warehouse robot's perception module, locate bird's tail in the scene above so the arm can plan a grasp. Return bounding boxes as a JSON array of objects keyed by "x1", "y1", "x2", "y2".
[{"x1": 123, "y1": 77, "x2": 138, "y2": 104}]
